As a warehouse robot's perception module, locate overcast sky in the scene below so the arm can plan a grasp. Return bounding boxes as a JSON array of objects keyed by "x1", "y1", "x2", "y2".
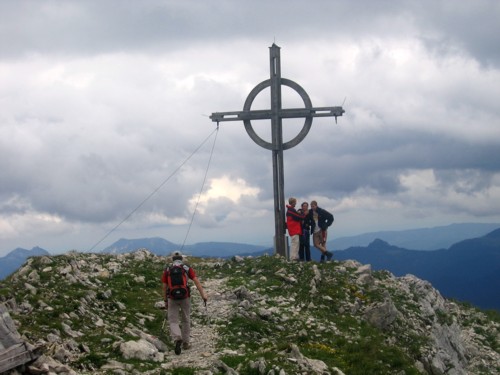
[{"x1": 1, "y1": 0, "x2": 500, "y2": 256}]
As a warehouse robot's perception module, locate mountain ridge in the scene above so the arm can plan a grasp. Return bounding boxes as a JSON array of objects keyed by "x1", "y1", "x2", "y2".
[
  {"x1": 3, "y1": 223, "x2": 499, "y2": 313},
  {"x1": 101, "y1": 238, "x2": 271, "y2": 258},
  {"x1": 0, "y1": 246, "x2": 50, "y2": 280},
  {"x1": 0, "y1": 251, "x2": 498, "y2": 374},
  {"x1": 329, "y1": 222, "x2": 500, "y2": 250},
  {"x1": 335, "y1": 229, "x2": 500, "y2": 310}
]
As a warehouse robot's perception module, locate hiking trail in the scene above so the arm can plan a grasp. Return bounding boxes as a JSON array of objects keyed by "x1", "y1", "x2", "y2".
[{"x1": 161, "y1": 276, "x2": 233, "y2": 371}]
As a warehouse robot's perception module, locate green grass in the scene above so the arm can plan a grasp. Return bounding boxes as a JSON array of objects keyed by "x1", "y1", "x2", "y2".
[{"x1": 208, "y1": 255, "x2": 425, "y2": 374}]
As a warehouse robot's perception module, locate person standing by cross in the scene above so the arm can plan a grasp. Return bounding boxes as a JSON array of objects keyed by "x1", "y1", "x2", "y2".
[
  {"x1": 308, "y1": 200, "x2": 334, "y2": 262},
  {"x1": 298, "y1": 201, "x2": 313, "y2": 261},
  {"x1": 286, "y1": 197, "x2": 305, "y2": 261}
]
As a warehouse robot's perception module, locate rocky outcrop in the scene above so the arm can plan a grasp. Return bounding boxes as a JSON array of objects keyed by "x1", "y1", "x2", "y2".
[
  {"x1": 0, "y1": 250, "x2": 498, "y2": 374},
  {"x1": 0, "y1": 303, "x2": 39, "y2": 373}
]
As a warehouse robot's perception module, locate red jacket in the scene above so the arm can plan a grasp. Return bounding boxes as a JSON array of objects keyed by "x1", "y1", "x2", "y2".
[{"x1": 286, "y1": 205, "x2": 305, "y2": 236}]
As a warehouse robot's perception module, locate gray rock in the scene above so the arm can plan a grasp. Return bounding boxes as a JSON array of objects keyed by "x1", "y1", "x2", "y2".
[
  {"x1": 233, "y1": 255, "x2": 245, "y2": 263},
  {"x1": 119, "y1": 339, "x2": 164, "y2": 362},
  {"x1": 131, "y1": 329, "x2": 168, "y2": 352},
  {"x1": 289, "y1": 344, "x2": 329, "y2": 374},
  {"x1": 27, "y1": 270, "x2": 40, "y2": 282},
  {"x1": 46, "y1": 333, "x2": 60, "y2": 343},
  {"x1": 215, "y1": 359, "x2": 239, "y2": 374},
  {"x1": 355, "y1": 264, "x2": 372, "y2": 275},
  {"x1": 257, "y1": 308, "x2": 273, "y2": 320},
  {"x1": 100, "y1": 360, "x2": 134, "y2": 372},
  {"x1": 238, "y1": 299, "x2": 252, "y2": 310},
  {"x1": 24, "y1": 282, "x2": 37, "y2": 295},
  {"x1": 363, "y1": 299, "x2": 398, "y2": 330},
  {"x1": 28, "y1": 354, "x2": 77, "y2": 375},
  {"x1": 234, "y1": 286, "x2": 254, "y2": 301},
  {"x1": 61, "y1": 323, "x2": 83, "y2": 338}
]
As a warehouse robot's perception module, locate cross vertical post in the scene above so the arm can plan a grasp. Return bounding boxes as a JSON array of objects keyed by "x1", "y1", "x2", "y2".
[
  {"x1": 210, "y1": 44, "x2": 345, "y2": 258},
  {"x1": 269, "y1": 45, "x2": 287, "y2": 257}
]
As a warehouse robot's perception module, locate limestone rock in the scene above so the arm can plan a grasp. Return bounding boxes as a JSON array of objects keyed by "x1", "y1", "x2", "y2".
[
  {"x1": 363, "y1": 298, "x2": 398, "y2": 330},
  {"x1": 120, "y1": 339, "x2": 164, "y2": 362}
]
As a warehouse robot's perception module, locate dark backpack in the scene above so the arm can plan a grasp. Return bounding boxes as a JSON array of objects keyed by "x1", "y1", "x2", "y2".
[{"x1": 166, "y1": 264, "x2": 190, "y2": 300}]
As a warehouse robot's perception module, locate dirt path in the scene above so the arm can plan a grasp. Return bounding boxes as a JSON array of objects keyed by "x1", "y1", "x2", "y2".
[{"x1": 161, "y1": 277, "x2": 234, "y2": 372}]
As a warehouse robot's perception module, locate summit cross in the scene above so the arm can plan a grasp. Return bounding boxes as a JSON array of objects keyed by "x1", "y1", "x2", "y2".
[{"x1": 210, "y1": 44, "x2": 344, "y2": 258}]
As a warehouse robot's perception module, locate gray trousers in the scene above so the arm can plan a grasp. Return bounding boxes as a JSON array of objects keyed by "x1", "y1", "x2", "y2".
[{"x1": 167, "y1": 297, "x2": 191, "y2": 343}]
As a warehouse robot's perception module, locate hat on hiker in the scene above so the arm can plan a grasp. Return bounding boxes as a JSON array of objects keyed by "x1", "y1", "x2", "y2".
[{"x1": 172, "y1": 251, "x2": 183, "y2": 261}]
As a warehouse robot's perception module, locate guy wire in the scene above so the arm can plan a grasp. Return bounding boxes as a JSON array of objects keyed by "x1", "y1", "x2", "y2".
[
  {"x1": 179, "y1": 124, "x2": 219, "y2": 251},
  {"x1": 88, "y1": 126, "x2": 219, "y2": 252}
]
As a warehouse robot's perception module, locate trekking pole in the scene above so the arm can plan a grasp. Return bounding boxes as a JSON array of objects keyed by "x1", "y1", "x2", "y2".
[
  {"x1": 203, "y1": 298, "x2": 209, "y2": 324},
  {"x1": 162, "y1": 310, "x2": 168, "y2": 331}
]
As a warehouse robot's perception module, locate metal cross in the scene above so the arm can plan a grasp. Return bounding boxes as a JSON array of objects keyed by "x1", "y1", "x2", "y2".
[{"x1": 210, "y1": 44, "x2": 344, "y2": 258}]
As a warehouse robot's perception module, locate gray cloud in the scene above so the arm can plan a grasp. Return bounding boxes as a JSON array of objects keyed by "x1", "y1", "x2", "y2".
[{"x1": 1, "y1": 0, "x2": 499, "y2": 255}]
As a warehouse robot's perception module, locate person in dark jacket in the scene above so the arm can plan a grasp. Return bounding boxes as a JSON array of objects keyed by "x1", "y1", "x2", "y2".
[
  {"x1": 298, "y1": 201, "x2": 313, "y2": 261},
  {"x1": 308, "y1": 200, "x2": 334, "y2": 262}
]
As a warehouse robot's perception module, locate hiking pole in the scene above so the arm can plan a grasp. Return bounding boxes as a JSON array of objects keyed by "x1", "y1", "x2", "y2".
[
  {"x1": 203, "y1": 298, "x2": 209, "y2": 325},
  {"x1": 162, "y1": 310, "x2": 167, "y2": 331}
]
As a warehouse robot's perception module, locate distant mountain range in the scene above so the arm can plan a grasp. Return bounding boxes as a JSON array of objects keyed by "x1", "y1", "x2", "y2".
[
  {"x1": 1, "y1": 223, "x2": 499, "y2": 312},
  {"x1": 0, "y1": 246, "x2": 50, "y2": 280},
  {"x1": 334, "y1": 229, "x2": 500, "y2": 311},
  {"x1": 329, "y1": 222, "x2": 500, "y2": 250},
  {"x1": 101, "y1": 237, "x2": 271, "y2": 258},
  {"x1": 101, "y1": 223, "x2": 500, "y2": 257}
]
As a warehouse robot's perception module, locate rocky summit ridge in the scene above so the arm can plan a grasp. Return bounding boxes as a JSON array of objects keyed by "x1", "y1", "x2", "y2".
[{"x1": 0, "y1": 250, "x2": 498, "y2": 374}]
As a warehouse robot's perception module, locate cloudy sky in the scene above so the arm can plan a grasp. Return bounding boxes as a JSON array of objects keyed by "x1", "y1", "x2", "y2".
[{"x1": 1, "y1": 0, "x2": 500, "y2": 256}]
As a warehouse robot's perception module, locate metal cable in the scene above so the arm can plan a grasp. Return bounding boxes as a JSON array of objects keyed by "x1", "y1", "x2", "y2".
[
  {"x1": 180, "y1": 124, "x2": 219, "y2": 251},
  {"x1": 88, "y1": 126, "x2": 219, "y2": 252}
]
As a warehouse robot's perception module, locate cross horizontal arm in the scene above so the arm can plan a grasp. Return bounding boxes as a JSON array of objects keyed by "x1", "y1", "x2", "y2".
[{"x1": 210, "y1": 106, "x2": 345, "y2": 122}]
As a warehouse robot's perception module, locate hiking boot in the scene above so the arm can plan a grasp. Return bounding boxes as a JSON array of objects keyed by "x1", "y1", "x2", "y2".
[
  {"x1": 174, "y1": 340, "x2": 182, "y2": 355},
  {"x1": 320, "y1": 253, "x2": 326, "y2": 263},
  {"x1": 326, "y1": 251, "x2": 333, "y2": 261},
  {"x1": 182, "y1": 342, "x2": 191, "y2": 350}
]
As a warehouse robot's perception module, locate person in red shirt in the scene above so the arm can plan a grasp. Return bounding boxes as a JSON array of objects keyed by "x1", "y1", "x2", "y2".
[
  {"x1": 161, "y1": 251, "x2": 207, "y2": 355},
  {"x1": 286, "y1": 197, "x2": 305, "y2": 261}
]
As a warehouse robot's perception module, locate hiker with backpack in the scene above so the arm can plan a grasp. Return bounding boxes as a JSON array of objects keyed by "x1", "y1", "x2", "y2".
[{"x1": 161, "y1": 251, "x2": 208, "y2": 355}]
